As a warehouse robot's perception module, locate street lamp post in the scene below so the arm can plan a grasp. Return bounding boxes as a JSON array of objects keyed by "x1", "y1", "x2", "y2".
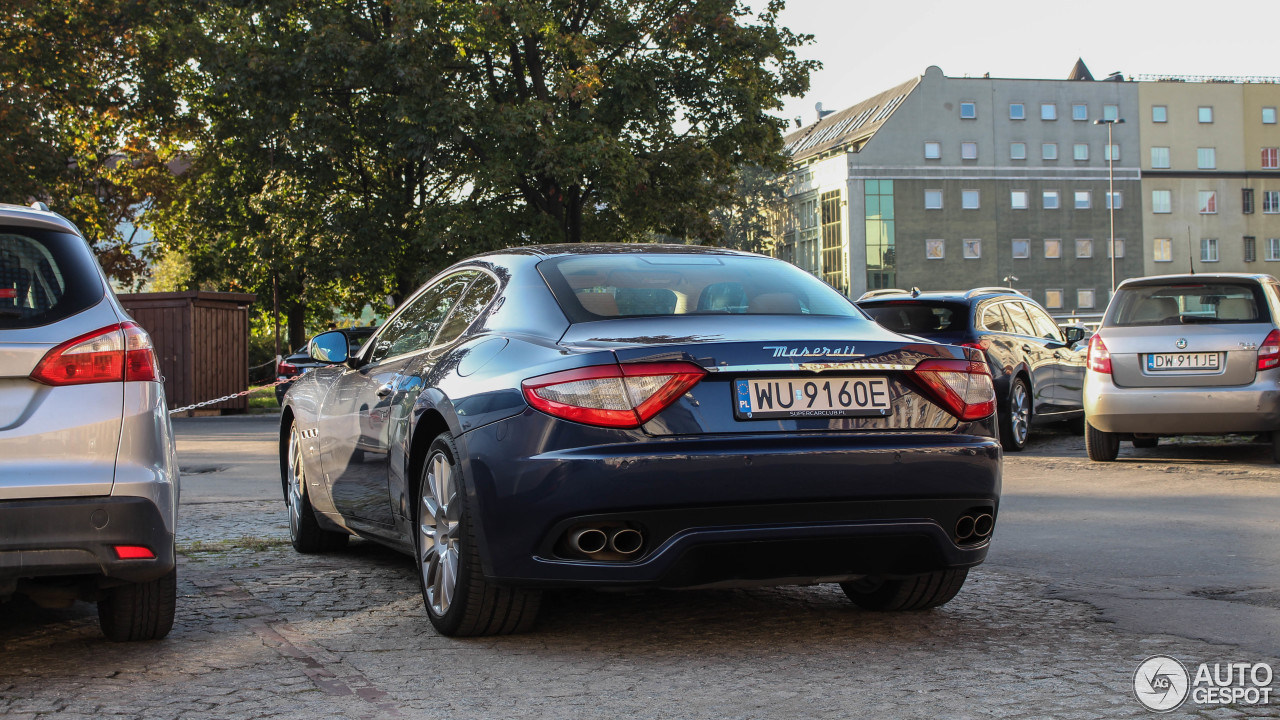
[{"x1": 1095, "y1": 117, "x2": 1125, "y2": 293}]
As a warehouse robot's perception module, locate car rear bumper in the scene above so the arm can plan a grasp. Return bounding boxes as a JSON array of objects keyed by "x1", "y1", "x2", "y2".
[
  {"x1": 1084, "y1": 369, "x2": 1280, "y2": 434},
  {"x1": 461, "y1": 412, "x2": 1001, "y2": 588},
  {"x1": 0, "y1": 496, "x2": 175, "y2": 584}
]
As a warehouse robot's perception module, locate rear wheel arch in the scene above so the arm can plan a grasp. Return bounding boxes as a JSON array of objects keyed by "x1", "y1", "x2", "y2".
[
  {"x1": 279, "y1": 407, "x2": 296, "y2": 500},
  {"x1": 408, "y1": 409, "x2": 453, "y2": 521}
]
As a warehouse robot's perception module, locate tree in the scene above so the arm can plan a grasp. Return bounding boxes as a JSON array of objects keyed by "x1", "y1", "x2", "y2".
[{"x1": 709, "y1": 163, "x2": 788, "y2": 254}]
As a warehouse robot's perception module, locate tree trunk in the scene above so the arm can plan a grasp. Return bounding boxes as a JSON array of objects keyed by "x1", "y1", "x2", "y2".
[{"x1": 286, "y1": 304, "x2": 307, "y2": 351}]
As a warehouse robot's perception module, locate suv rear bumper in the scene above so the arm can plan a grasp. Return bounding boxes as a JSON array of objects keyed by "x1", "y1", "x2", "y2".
[{"x1": 0, "y1": 496, "x2": 175, "y2": 584}]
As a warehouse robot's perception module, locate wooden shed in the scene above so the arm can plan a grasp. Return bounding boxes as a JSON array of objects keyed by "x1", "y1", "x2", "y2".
[{"x1": 116, "y1": 291, "x2": 256, "y2": 415}]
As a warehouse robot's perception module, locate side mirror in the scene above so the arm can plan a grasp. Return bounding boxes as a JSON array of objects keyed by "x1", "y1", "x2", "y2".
[
  {"x1": 308, "y1": 330, "x2": 349, "y2": 364},
  {"x1": 1063, "y1": 326, "x2": 1086, "y2": 345}
]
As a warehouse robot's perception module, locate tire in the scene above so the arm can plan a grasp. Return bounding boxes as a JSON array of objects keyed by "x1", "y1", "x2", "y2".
[
  {"x1": 840, "y1": 568, "x2": 969, "y2": 611},
  {"x1": 1085, "y1": 420, "x2": 1120, "y2": 461},
  {"x1": 286, "y1": 423, "x2": 349, "y2": 553},
  {"x1": 98, "y1": 568, "x2": 177, "y2": 642},
  {"x1": 415, "y1": 432, "x2": 541, "y2": 636},
  {"x1": 998, "y1": 377, "x2": 1032, "y2": 452},
  {"x1": 1132, "y1": 436, "x2": 1158, "y2": 449}
]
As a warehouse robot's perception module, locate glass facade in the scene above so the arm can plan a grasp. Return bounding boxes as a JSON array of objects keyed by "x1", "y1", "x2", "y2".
[
  {"x1": 820, "y1": 190, "x2": 846, "y2": 295},
  {"x1": 865, "y1": 180, "x2": 895, "y2": 291}
]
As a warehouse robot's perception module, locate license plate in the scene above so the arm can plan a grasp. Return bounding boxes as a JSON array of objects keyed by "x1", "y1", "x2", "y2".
[
  {"x1": 734, "y1": 376, "x2": 892, "y2": 419},
  {"x1": 1145, "y1": 352, "x2": 1221, "y2": 371}
]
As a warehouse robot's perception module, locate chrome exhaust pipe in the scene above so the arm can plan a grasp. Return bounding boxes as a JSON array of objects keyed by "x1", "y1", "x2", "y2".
[
  {"x1": 954, "y1": 515, "x2": 975, "y2": 541},
  {"x1": 609, "y1": 528, "x2": 644, "y2": 555},
  {"x1": 569, "y1": 528, "x2": 608, "y2": 555},
  {"x1": 973, "y1": 513, "x2": 994, "y2": 537}
]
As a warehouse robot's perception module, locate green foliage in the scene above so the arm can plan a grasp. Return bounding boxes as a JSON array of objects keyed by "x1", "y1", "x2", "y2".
[{"x1": 709, "y1": 164, "x2": 788, "y2": 254}]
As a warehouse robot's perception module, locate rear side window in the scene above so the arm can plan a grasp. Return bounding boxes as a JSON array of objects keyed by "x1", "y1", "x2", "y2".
[
  {"x1": 0, "y1": 228, "x2": 104, "y2": 329},
  {"x1": 979, "y1": 304, "x2": 1010, "y2": 332},
  {"x1": 1001, "y1": 302, "x2": 1037, "y2": 336},
  {"x1": 539, "y1": 254, "x2": 860, "y2": 322},
  {"x1": 1107, "y1": 282, "x2": 1271, "y2": 326},
  {"x1": 861, "y1": 302, "x2": 967, "y2": 334}
]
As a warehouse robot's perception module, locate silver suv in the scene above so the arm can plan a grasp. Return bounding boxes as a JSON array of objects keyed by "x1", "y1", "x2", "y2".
[
  {"x1": 0, "y1": 203, "x2": 179, "y2": 640},
  {"x1": 1084, "y1": 273, "x2": 1280, "y2": 461}
]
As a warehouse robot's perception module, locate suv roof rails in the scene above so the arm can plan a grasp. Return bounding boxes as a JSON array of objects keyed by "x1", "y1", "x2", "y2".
[
  {"x1": 857, "y1": 287, "x2": 920, "y2": 301},
  {"x1": 964, "y1": 287, "x2": 1024, "y2": 299}
]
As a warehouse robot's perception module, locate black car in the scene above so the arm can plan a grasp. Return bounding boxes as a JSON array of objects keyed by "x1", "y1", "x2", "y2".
[
  {"x1": 280, "y1": 245, "x2": 1002, "y2": 636},
  {"x1": 858, "y1": 288, "x2": 1087, "y2": 451},
  {"x1": 275, "y1": 327, "x2": 376, "y2": 403}
]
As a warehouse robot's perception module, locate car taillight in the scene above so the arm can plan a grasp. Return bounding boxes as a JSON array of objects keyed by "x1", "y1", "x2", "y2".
[
  {"x1": 1258, "y1": 330, "x2": 1280, "y2": 370},
  {"x1": 522, "y1": 362, "x2": 708, "y2": 428},
  {"x1": 113, "y1": 545, "x2": 156, "y2": 560},
  {"x1": 909, "y1": 358, "x2": 996, "y2": 421},
  {"x1": 1087, "y1": 333, "x2": 1112, "y2": 374},
  {"x1": 30, "y1": 322, "x2": 160, "y2": 386},
  {"x1": 278, "y1": 360, "x2": 300, "y2": 377}
]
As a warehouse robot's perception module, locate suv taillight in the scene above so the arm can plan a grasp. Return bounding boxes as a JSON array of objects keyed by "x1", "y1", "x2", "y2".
[
  {"x1": 909, "y1": 358, "x2": 995, "y2": 421},
  {"x1": 1259, "y1": 330, "x2": 1280, "y2": 370},
  {"x1": 522, "y1": 362, "x2": 707, "y2": 428},
  {"x1": 1087, "y1": 334, "x2": 1111, "y2": 374},
  {"x1": 30, "y1": 322, "x2": 160, "y2": 386}
]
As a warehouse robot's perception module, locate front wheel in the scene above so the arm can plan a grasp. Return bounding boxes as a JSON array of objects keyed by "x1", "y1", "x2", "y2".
[
  {"x1": 999, "y1": 377, "x2": 1031, "y2": 452},
  {"x1": 98, "y1": 568, "x2": 177, "y2": 642},
  {"x1": 416, "y1": 432, "x2": 540, "y2": 636},
  {"x1": 1085, "y1": 420, "x2": 1120, "y2": 461},
  {"x1": 840, "y1": 568, "x2": 969, "y2": 611},
  {"x1": 286, "y1": 423, "x2": 349, "y2": 553}
]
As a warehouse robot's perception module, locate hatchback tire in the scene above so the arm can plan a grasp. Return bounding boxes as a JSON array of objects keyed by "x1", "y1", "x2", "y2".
[
  {"x1": 840, "y1": 568, "x2": 968, "y2": 611},
  {"x1": 98, "y1": 568, "x2": 177, "y2": 642},
  {"x1": 998, "y1": 377, "x2": 1032, "y2": 452},
  {"x1": 286, "y1": 423, "x2": 349, "y2": 553},
  {"x1": 1085, "y1": 421, "x2": 1120, "y2": 461},
  {"x1": 416, "y1": 432, "x2": 541, "y2": 636}
]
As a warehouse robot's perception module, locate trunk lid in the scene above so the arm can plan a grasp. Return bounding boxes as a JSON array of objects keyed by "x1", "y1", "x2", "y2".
[{"x1": 1103, "y1": 324, "x2": 1271, "y2": 388}]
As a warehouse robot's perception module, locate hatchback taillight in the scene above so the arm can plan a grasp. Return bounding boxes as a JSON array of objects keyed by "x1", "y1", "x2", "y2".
[
  {"x1": 30, "y1": 322, "x2": 160, "y2": 386},
  {"x1": 1087, "y1": 334, "x2": 1112, "y2": 374},
  {"x1": 1259, "y1": 330, "x2": 1280, "y2": 371},
  {"x1": 909, "y1": 358, "x2": 996, "y2": 421},
  {"x1": 522, "y1": 362, "x2": 708, "y2": 428}
]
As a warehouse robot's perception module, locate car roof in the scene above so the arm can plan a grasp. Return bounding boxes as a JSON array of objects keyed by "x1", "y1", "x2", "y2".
[
  {"x1": 471, "y1": 243, "x2": 764, "y2": 260},
  {"x1": 0, "y1": 203, "x2": 81, "y2": 235},
  {"x1": 858, "y1": 288, "x2": 1027, "y2": 304},
  {"x1": 1117, "y1": 272, "x2": 1277, "y2": 288}
]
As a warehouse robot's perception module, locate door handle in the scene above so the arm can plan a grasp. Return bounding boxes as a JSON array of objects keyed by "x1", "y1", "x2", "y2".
[
  {"x1": 1052, "y1": 351, "x2": 1063, "y2": 359},
  {"x1": 376, "y1": 383, "x2": 394, "y2": 398}
]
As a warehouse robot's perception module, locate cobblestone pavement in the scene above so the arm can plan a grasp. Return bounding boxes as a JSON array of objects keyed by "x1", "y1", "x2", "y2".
[{"x1": 4, "y1": 424, "x2": 1280, "y2": 718}]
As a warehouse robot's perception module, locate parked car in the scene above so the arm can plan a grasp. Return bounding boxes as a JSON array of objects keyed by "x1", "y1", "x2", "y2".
[
  {"x1": 1084, "y1": 273, "x2": 1280, "y2": 461},
  {"x1": 276, "y1": 327, "x2": 376, "y2": 404},
  {"x1": 280, "y1": 245, "x2": 1002, "y2": 636},
  {"x1": 857, "y1": 287, "x2": 1088, "y2": 451},
  {"x1": 0, "y1": 202, "x2": 179, "y2": 641}
]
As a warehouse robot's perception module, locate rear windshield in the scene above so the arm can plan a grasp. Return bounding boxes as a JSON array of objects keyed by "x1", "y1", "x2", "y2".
[
  {"x1": 539, "y1": 254, "x2": 860, "y2": 322},
  {"x1": 1106, "y1": 281, "x2": 1271, "y2": 327},
  {"x1": 860, "y1": 301, "x2": 969, "y2": 336},
  {"x1": 0, "y1": 228, "x2": 104, "y2": 329}
]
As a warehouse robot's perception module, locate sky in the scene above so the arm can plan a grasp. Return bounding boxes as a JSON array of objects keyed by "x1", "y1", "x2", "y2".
[{"x1": 774, "y1": 0, "x2": 1279, "y2": 128}]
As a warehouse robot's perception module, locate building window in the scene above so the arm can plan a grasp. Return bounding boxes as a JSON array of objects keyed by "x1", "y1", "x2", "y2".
[
  {"x1": 1199, "y1": 191, "x2": 1217, "y2": 214},
  {"x1": 1106, "y1": 192, "x2": 1123, "y2": 210},
  {"x1": 1269, "y1": 238, "x2": 1280, "y2": 261},
  {"x1": 1154, "y1": 238, "x2": 1173, "y2": 262},
  {"x1": 1077, "y1": 289, "x2": 1096, "y2": 309},
  {"x1": 1042, "y1": 143, "x2": 1058, "y2": 160},
  {"x1": 1152, "y1": 189, "x2": 1172, "y2": 214},
  {"x1": 963, "y1": 239, "x2": 981, "y2": 259},
  {"x1": 959, "y1": 102, "x2": 977, "y2": 119},
  {"x1": 1072, "y1": 104, "x2": 1088, "y2": 121},
  {"x1": 1265, "y1": 108, "x2": 1278, "y2": 125},
  {"x1": 820, "y1": 190, "x2": 845, "y2": 294},
  {"x1": 1199, "y1": 106, "x2": 1214, "y2": 123},
  {"x1": 1043, "y1": 190, "x2": 1060, "y2": 209},
  {"x1": 1074, "y1": 143, "x2": 1089, "y2": 161},
  {"x1": 1011, "y1": 190, "x2": 1028, "y2": 209},
  {"x1": 864, "y1": 180, "x2": 895, "y2": 290},
  {"x1": 1152, "y1": 105, "x2": 1168, "y2": 123},
  {"x1": 1076, "y1": 239, "x2": 1093, "y2": 258},
  {"x1": 924, "y1": 141, "x2": 941, "y2": 159},
  {"x1": 1044, "y1": 239, "x2": 1062, "y2": 259},
  {"x1": 1012, "y1": 239, "x2": 1030, "y2": 258},
  {"x1": 962, "y1": 189, "x2": 980, "y2": 209},
  {"x1": 1202, "y1": 238, "x2": 1219, "y2": 262},
  {"x1": 1103, "y1": 104, "x2": 1119, "y2": 122},
  {"x1": 926, "y1": 239, "x2": 945, "y2": 259},
  {"x1": 961, "y1": 142, "x2": 978, "y2": 160},
  {"x1": 1041, "y1": 103, "x2": 1057, "y2": 120},
  {"x1": 1245, "y1": 236, "x2": 1257, "y2": 263},
  {"x1": 1075, "y1": 191, "x2": 1092, "y2": 209},
  {"x1": 1264, "y1": 191, "x2": 1280, "y2": 214},
  {"x1": 1010, "y1": 103, "x2": 1025, "y2": 120},
  {"x1": 1263, "y1": 147, "x2": 1279, "y2": 169},
  {"x1": 1244, "y1": 188, "x2": 1255, "y2": 214},
  {"x1": 1044, "y1": 289, "x2": 1064, "y2": 309},
  {"x1": 1010, "y1": 142, "x2": 1027, "y2": 160},
  {"x1": 1107, "y1": 239, "x2": 1126, "y2": 259},
  {"x1": 1151, "y1": 147, "x2": 1170, "y2": 168},
  {"x1": 1105, "y1": 144, "x2": 1120, "y2": 162},
  {"x1": 1197, "y1": 147, "x2": 1216, "y2": 169},
  {"x1": 924, "y1": 190, "x2": 943, "y2": 210}
]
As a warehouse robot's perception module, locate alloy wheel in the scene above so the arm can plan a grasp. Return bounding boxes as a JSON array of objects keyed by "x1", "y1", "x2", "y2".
[
  {"x1": 287, "y1": 427, "x2": 305, "y2": 540},
  {"x1": 1009, "y1": 382, "x2": 1030, "y2": 446},
  {"x1": 419, "y1": 450, "x2": 461, "y2": 616}
]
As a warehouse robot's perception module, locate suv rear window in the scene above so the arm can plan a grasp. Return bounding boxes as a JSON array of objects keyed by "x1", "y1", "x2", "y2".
[
  {"x1": 1106, "y1": 281, "x2": 1271, "y2": 327},
  {"x1": 0, "y1": 228, "x2": 104, "y2": 329},
  {"x1": 860, "y1": 301, "x2": 968, "y2": 335},
  {"x1": 539, "y1": 254, "x2": 860, "y2": 322}
]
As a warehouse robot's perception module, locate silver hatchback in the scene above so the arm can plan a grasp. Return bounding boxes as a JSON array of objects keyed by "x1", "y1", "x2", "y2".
[
  {"x1": 0, "y1": 203, "x2": 179, "y2": 640},
  {"x1": 1083, "y1": 273, "x2": 1280, "y2": 461}
]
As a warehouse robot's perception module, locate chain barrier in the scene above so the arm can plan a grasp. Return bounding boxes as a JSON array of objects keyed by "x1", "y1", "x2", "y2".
[{"x1": 168, "y1": 376, "x2": 293, "y2": 416}]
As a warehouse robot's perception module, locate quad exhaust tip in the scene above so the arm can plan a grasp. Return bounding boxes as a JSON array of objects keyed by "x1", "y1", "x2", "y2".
[
  {"x1": 609, "y1": 529, "x2": 643, "y2": 555},
  {"x1": 565, "y1": 526, "x2": 645, "y2": 559},
  {"x1": 954, "y1": 511, "x2": 995, "y2": 543},
  {"x1": 569, "y1": 528, "x2": 608, "y2": 555}
]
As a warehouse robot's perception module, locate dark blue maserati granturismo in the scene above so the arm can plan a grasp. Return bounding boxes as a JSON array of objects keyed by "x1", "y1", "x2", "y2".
[{"x1": 279, "y1": 245, "x2": 1002, "y2": 636}]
